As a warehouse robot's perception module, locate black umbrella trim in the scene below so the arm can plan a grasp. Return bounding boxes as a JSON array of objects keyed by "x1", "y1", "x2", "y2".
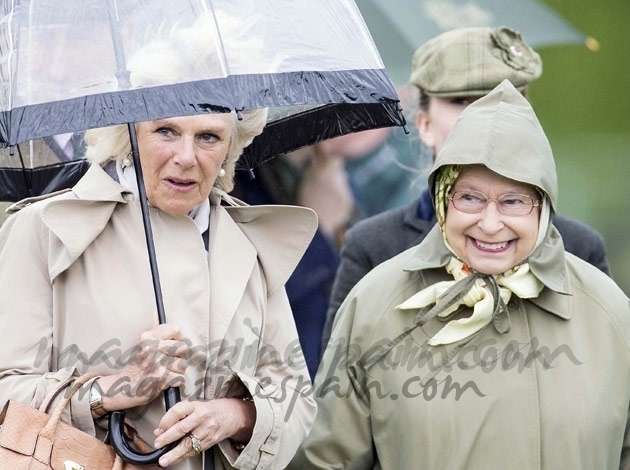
[
  {"x1": 0, "y1": 68, "x2": 404, "y2": 201},
  {"x1": 0, "y1": 159, "x2": 91, "y2": 201},
  {"x1": 0, "y1": 68, "x2": 399, "y2": 147},
  {"x1": 239, "y1": 101, "x2": 404, "y2": 170}
]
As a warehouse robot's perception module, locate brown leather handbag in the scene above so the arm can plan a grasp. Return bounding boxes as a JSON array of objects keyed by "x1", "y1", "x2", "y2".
[{"x1": 0, "y1": 374, "x2": 157, "y2": 470}]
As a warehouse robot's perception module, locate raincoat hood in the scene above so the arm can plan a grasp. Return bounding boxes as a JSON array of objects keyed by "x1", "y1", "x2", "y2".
[
  {"x1": 428, "y1": 79, "x2": 557, "y2": 212},
  {"x1": 423, "y1": 79, "x2": 568, "y2": 293}
]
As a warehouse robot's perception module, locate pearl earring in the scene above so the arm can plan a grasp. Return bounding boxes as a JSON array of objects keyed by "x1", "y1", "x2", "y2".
[
  {"x1": 122, "y1": 153, "x2": 132, "y2": 168},
  {"x1": 219, "y1": 168, "x2": 226, "y2": 177}
]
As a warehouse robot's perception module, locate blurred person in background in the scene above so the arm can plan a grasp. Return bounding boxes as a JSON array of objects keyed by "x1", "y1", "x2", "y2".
[
  {"x1": 232, "y1": 141, "x2": 360, "y2": 380},
  {"x1": 331, "y1": 83, "x2": 430, "y2": 218}
]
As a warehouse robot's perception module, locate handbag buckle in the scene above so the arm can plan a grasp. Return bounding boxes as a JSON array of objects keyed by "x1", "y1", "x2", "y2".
[{"x1": 63, "y1": 461, "x2": 85, "y2": 470}]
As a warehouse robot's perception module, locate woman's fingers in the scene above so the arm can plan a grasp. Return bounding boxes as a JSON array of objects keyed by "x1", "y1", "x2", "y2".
[
  {"x1": 135, "y1": 324, "x2": 189, "y2": 372},
  {"x1": 155, "y1": 401, "x2": 200, "y2": 441},
  {"x1": 157, "y1": 431, "x2": 207, "y2": 468},
  {"x1": 157, "y1": 339, "x2": 189, "y2": 359},
  {"x1": 154, "y1": 401, "x2": 229, "y2": 466},
  {"x1": 141, "y1": 322, "x2": 183, "y2": 341},
  {"x1": 164, "y1": 355, "x2": 187, "y2": 374},
  {"x1": 154, "y1": 401, "x2": 208, "y2": 467},
  {"x1": 153, "y1": 398, "x2": 254, "y2": 466},
  {"x1": 106, "y1": 326, "x2": 190, "y2": 407}
]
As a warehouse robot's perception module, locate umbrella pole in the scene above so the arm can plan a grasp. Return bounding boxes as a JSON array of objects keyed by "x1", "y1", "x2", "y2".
[
  {"x1": 127, "y1": 125, "x2": 167, "y2": 325},
  {"x1": 108, "y1": 123, "x2": 182, "y2": 465},
  {"x1": 13, "y1": 145, "x2": 33, "y2": 198}
]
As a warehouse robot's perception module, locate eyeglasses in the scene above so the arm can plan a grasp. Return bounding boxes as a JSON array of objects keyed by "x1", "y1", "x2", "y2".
[{"x1": 447, "y1": 190, "x2": 541, "y2": 216}]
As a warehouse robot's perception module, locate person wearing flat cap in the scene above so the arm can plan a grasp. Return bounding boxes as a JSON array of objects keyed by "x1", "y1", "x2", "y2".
[
  {"x1": 321, "y1": 26, "x2": 611, "y2": 351},
  {"x1": 290, "y1": 79, "x2": 630, "y2": 470}
]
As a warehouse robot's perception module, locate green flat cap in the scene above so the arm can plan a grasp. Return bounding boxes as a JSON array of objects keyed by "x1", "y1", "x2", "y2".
[{"x1": 409, "y1": 27, "x2": 542, "y2": 97}]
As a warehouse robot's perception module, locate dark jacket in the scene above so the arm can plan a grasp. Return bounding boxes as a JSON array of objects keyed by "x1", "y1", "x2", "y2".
[
  {"x1": 232, "y1": 160, "x2": 339, "y2": 380},
  {"x1": 322, "y1": 191, "x2": 611, "y2": 350}
]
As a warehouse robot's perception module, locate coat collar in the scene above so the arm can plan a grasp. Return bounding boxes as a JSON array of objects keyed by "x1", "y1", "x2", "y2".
[
  {"x1": 39, "y1": 165, "x2": 128, "y2": 279},
  {"x1": 402, "y1": 198, "x2": 435, "y2": 247},
  {"x1": 37, "y1": 164, "x2": 317, "y2": 302},
  {"x1": 403, "y1": 224, "x2": 572, "y2": 320},
  {"x1": 221, "y1": 199, "x2": 318, "y2": 297},
  {"x1": 204, "y1": 199, "x2": 319, "y2": 343}
]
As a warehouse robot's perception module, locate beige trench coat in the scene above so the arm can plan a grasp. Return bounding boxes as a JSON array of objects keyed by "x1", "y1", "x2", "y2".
[{"x1": 0, "y1": 164, "x2": 317, "y2": 470}]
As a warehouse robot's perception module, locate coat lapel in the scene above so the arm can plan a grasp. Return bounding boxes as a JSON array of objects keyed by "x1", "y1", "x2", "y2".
[
  {"x1": 206, "y1": 205, "x2": 258, "y2": 344},
  {"x1": 207, "y1": 197, "x2": 318, "y2": 342},
  {"x1": 225, "y1": 203, "x2": 318, "y2": 297},
  {"x1": 37, "y1": 165, "x2": 128, "y2": 279}
]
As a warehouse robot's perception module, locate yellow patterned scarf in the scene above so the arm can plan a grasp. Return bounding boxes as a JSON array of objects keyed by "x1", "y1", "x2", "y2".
[
  {"x1": 397, "y1": 165, "x2": 544, "y2": 346},
  {"x1": 397, "y1": 257, "x2": 543, "y2": 345}
]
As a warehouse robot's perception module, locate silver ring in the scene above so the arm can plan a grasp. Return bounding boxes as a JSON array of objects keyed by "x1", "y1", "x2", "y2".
[{"x1": 189, "y1": 433, "x2": 202, "y2": 455}]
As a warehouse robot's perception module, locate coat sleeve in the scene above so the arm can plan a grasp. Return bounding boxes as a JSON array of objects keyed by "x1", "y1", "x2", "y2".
[
  {"x1": 0, "y1": 206, "x2": 94, "y2": 432},
  {"x1": 216, "y1": 287, "x2": 317, "y2": 470},
  {"x1": 621, "y1": 401, "x2": 630, "y2": 470},
  {"x1": 620, "y1": 299, "x2": 630, "y2": 470},
  {"x1": 289, "y1": 296, "x2": 375, "y2": 470}
]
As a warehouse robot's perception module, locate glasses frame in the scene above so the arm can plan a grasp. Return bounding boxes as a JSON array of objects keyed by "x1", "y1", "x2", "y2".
[{"x1": 446, "y1": 190, "x2": 541, "y2": 216}]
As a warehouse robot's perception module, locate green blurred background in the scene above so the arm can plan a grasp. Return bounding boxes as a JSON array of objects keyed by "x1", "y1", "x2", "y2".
[{"x1": 528, "y1": 0, "x2": 629, "y2": 294}]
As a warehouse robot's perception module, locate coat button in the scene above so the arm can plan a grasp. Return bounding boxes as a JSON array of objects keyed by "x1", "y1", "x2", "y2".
[{"x1": 508, "y1": 299, "x2": 518, "y2": 309}]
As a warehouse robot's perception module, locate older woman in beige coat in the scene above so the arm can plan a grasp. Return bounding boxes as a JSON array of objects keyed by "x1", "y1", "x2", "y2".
[
  {"x1": 0, "y1": 23, "x2": 316, "y2": 470},
  {"x1": 290, "y1": 80, "x2": 630, "y2": 469}
]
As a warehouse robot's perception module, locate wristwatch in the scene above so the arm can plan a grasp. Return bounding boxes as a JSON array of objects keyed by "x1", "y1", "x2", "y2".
[{"x1": 88, "y1": 378, "x2": 107, "y2": 418}]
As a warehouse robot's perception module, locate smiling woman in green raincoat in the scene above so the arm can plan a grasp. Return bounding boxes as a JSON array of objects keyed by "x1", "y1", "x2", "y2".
[{"x1": 289, "y1": 80, "x2": 630, "y2": 469}]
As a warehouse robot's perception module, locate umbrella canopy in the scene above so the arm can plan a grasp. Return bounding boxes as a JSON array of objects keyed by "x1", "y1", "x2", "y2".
[
  {"x1": 0, "y1": 134, "x2": 89, "y2": 201},
  {"x1": 0, "y1": 0, "x2": 404, "y2": 201},
  {"x1": 357, "y1": 0, "x2": 595, "y2": 84}
]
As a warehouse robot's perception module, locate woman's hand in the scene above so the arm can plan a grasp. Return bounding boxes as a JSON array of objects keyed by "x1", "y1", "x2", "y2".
[
  {"x1": 97, "y1": 323, "x2": 188, "y2": 412},
  {"x1": 152, "y1": 397, "x2": 256, "y2": 467}
]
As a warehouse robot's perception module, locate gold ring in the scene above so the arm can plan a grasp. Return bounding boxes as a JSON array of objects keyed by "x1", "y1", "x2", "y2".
[{"x1": 189, "y1": 433, "x2": 202, "y2": 455}]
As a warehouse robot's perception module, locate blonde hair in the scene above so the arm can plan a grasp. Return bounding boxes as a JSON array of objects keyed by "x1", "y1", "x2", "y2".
[
  {"x1": 85, "y1": 108, "x2": 266, "y2": 193},
  {"x1": 84, "y1": 13, "x2": 268, "y2": 193}
]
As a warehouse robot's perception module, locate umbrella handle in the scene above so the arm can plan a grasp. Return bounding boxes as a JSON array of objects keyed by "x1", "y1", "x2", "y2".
[
  {"x1": 108, "y1": 387, "x2": 181, "y2": 465},
  {"x1": 108, "y1": 123, "x2": 185, "y2": 464}
]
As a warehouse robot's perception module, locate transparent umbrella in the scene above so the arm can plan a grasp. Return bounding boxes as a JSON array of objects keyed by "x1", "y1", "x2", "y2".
[
  {"x1": 0, "y1": 0, "x2": 404, "y2": 199},
  {"x1": 0, "y1": 0, "x2": 404, "y2": 465}
]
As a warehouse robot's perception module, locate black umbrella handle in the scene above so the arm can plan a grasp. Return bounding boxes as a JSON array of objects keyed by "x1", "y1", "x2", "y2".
[
  {"x1": 108, "y1": 388, "x2": 181, "y2": 465},
  {"x1": 108, "y1": 123, "x2": 183, "y2": 465}
]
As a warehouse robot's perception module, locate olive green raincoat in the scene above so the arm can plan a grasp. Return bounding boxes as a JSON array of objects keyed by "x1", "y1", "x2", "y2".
[{"x1": 290, "y1": 81, "x2": 630, "y2": 470}]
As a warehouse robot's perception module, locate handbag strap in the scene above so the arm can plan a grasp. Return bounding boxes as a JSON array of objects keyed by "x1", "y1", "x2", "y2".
[
  {"x1": 39, "y1": 375, "x2": 75, "y2": 413},
  {"x1": 39, "y1": 373, "x2": 99, "y2": 439}
]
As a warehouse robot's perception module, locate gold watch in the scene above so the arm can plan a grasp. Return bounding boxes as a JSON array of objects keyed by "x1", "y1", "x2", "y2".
[{"x1": 88, "y1": 378, "x2": 107, "y2": 418}]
